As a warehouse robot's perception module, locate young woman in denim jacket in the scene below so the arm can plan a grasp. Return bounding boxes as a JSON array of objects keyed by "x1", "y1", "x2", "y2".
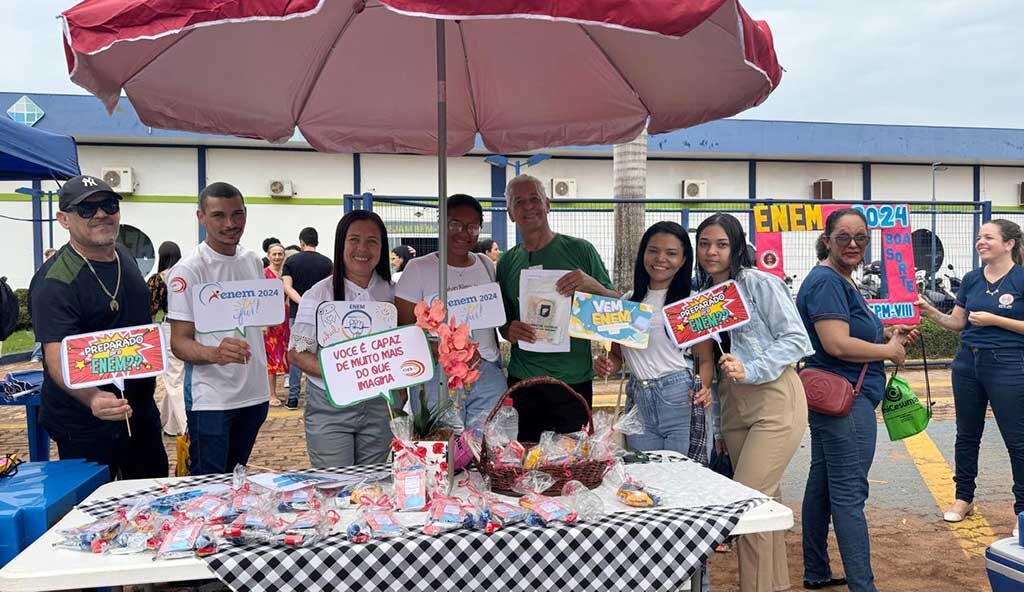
[
  {"x1": 694, "y1": 213, "x2": 814, "y2": 592},
  {"x1": 594, "y1": 222, "x2": 715, "y2": 457}
]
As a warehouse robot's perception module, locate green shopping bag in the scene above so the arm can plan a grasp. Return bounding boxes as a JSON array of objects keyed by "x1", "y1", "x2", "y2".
[{"x1": 882, "y1": 372, "x2": 930, "y2": 441}]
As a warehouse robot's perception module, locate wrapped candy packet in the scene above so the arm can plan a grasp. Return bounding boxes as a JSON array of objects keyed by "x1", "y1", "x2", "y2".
[
  {"x1": 422, "y1": 495, "x2": 476, "y2": 536},
  {"x1": 154, "y1": 520, "x2": 217, "y2": 560},
  {"x1": 226, "y1": 510, "x2": 284, "y2": 545},
  {"x1": 179, "y1": 494, "x2": 232, "y2": 523},
  {"x1": 525, "y1": 430, "x2": 589, "y2": 469},
  {"x1": 494, "y1": 441, "x2": 526, "y2": 468},
  {"x1": 394, "y1": 458, "x2": 428, "y2": 511},
  {"x1": 276, "y1": 487, "x2": 319, "y2": 513},
  {"x1": 346, "y1": 495, "x2": 404, "y2": 543},
  {"x1": 485, "y1": 406, "x2": 525, "y2": 469},
  {"x1": 588, "y1": 406, "x2": 644, "y2": 461},
  {"x1": 349, "y1": 482, "x2": 387, "y2": 505},
  {"x1": 276, "y1": 508, "x2": 340, "y2": 547},
  {"x1": 391, "y1": 419, "x2": 429, "y2": 512},
  {"x1": 149, "y1": 484, "x2": 231, "y2": 515},
  {"x1": 512, "y1": 471, "x2": 577, "y2": 526},
  {"x1": 56, "y1": 514, "x2": 125, "y2": 553},
  {"x1": 561, "y1": 480, "x2": 605, "y2": 522},
  {"x1": 608, "y1": 462, "x2": 664, "y2": 508}
]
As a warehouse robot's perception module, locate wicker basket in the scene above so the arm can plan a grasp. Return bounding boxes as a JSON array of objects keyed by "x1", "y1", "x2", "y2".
[{"x1": 480, "y1": 376, "x2": 610, "y2": 496}]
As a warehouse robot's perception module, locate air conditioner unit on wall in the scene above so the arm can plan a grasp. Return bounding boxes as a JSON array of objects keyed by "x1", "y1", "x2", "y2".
[
  {"x1": 813, "y1": 179, "x2": 834, "y2": 200},
  {"x1": 1018, "y1": 182, "x2": 1024, "y2": 207},
  {"x1": 551, "y1": 178, "x2": 577, "y2": 198},
  {"x1": 681, "y1": 179, "x2": 707, "y2": 199},
  {"x1": 101, "y1": 167, "x2": 135, "y2": 194},
  {"x1": 269, "y1": 179, "x2": 294, "y2": 197}
]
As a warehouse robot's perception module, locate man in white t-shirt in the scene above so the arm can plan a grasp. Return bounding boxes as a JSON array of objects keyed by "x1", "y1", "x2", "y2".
[
  {"x1": 168, "y1": 182, "x2": 270, "y2": 475},
  {"x1": 395, "y1": 194, "x2": 507, "y2": 429}
]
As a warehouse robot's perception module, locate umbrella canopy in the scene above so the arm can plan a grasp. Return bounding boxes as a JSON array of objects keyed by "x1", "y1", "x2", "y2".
[
  {"x1": 60, "y1": 0, "x2": 782, "y2": 156},
  {"x1": 0, "y1": 116, "x2": 80, "y2": 181}
]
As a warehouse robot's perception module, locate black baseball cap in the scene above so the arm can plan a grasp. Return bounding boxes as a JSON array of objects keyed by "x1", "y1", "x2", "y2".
[{"x1": 58, "y1": 175, "x2": 122, "y2": 212}]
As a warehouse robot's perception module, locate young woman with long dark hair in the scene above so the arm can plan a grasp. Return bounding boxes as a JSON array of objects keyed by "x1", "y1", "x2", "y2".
[
  {"x1": 594, "y1": 221, "x2": 714, "y2": 455},
  {"x1": 695, "y1": 213, "x2": 814, "y2": 592},
  {"x1": 288, "y1": 210, "x2": 394, "y2": 467}
]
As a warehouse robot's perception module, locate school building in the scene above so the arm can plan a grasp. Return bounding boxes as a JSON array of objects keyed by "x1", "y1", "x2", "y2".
[{"x1": 2, "y1": 91, "x2": 1024, "y2": 289}]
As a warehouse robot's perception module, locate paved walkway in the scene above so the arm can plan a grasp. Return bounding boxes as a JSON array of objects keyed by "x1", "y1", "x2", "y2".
[{"x1": 1, "y1": 361, "x2": 1007, "y2": 590}]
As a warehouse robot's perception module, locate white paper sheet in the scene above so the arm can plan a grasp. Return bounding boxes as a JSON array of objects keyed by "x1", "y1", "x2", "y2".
[{"x1": 518, "y1": 269, "x2": 572, "y2": 353}]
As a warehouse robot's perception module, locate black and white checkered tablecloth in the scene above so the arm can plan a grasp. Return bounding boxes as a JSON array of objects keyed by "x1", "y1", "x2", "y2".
[
  {"x1": 206, "y1": 498, "x2": 760, "y2": 592},
  {"x1": 78, "y1": 455, "x2": 760, "y2": 592}
]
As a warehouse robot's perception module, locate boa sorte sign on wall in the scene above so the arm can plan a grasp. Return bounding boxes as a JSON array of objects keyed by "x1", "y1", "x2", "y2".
[
  {"x1": 661, "y1": 280, "x2": 751, "y2": 349},
  {"x1": 753, "y1": 202, "x2": 919, "y2": 324},
  {"x1": 61, "y1": 324, "x2": 167, "y2": 390}
]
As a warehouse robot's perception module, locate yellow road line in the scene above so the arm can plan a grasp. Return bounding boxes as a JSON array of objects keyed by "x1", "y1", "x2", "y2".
[{"x1": 903, "y1": 431, "x2": 998, "y2": 557}]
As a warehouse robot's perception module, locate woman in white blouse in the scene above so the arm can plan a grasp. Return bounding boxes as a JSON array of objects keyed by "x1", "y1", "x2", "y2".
[{"x1": 288, "y1": 210, "x2": 395, "y2": 467}]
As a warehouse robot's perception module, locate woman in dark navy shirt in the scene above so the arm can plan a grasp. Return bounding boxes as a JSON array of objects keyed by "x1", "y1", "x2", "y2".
[
  {"x1": 919, "y1": 219, "x2": 1024, "y2": 529},
  {"x1": 796, "y1": 208, "x2": 916, "y2": 592}
]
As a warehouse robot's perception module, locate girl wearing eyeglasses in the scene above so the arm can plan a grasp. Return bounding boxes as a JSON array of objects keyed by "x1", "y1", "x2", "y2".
[
  {"x1": 918, "y1": 219, "x2": 1024, "y2": 533},
  {"x1": 796, "y1": 208, "x2": 916, "y2": 592},
  {"x1": 395, "y1": 194, "x2": 507, "y2": 430},
  {"x1": 690, "y1": 213, "x2": 813, "y2": 592}
]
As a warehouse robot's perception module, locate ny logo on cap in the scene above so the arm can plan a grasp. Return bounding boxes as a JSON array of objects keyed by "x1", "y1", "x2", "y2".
[{"x1": 82, "y1": 176, "x2": 98, "y2": 187}]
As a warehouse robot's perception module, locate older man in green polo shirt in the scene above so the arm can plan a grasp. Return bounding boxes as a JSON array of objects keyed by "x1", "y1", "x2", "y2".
[{"x1": 496, "y1": 174, "x2": 618, "y2": 441}]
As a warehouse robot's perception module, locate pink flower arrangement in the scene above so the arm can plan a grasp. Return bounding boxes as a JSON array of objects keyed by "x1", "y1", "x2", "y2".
[
  {"x1": 414, "y1": 300, "x2": 481, "y2": 393},
  {"x1": 438, "y1": 317, "x2": 480, "y2": 391},
  {"x1": 414, "y1": 300, "x2": 446, "y2": 334}
]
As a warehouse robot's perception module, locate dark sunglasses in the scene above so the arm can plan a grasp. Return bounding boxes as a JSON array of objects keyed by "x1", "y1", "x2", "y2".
[
  {"x1": 69, "y1": 198, "x2": 120, "y2": 219},
  {"x1": 830, "y1": 233, "x2": 870, "y2": 248}
]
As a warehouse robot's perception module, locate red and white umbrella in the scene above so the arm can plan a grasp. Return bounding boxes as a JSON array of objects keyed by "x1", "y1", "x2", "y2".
[
  {"x1": 59, "y1": 0, "x2": 782, "y2": 327},
  {"x1": 61, "y1": 0, "x2": 781, "y2": 156}
]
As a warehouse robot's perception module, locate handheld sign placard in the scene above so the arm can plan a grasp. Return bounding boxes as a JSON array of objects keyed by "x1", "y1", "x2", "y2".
[
  {"x1": 319, "y1": 325, "x2": 434, "y2": 408},
  {"x1": 443, "y1": 282, "x2": 506, "y2": 330},
  {"x1": 193, "y1": 279, "x2": 285, "y2": 335},
  {"x1": 61, "y1": 324, "x2": 167, "y2": 391},
  {"x1": 569, "y1": 292, "x2": 653, "y2": 349},
  {"x1": 662, "y1": 280, "x2": 751, "y2": 349},
  {"x1": 316, "y1": 301, "x2": 398, "y2": 347}
]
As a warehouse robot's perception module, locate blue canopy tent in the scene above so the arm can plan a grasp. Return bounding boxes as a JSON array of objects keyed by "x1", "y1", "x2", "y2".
[{"x1": 0, "y1": 116, "x2": 80, "y2": 268}]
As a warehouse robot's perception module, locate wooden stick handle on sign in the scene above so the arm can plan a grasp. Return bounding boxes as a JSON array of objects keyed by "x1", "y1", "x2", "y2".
[{"x1": 119, "y1": 391, "x2": 132, "y2": 437}]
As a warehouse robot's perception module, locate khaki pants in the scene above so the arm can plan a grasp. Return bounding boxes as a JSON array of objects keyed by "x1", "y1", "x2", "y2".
[{"x1": 720, "y1": 366, "x2": 808, "y2": 592}]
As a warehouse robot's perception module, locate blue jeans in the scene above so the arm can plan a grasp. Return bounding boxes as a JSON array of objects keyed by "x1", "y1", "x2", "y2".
[
  {"x1": 287, "y1": 318, "x2": 302, "y2": 405},
  {"x1": 187, "y1": 403, "x2": 269, "y2": 475},
  {"x1": 626, "y1": 370, "x2": 710, "y2": 457},
  {"x1": 413, "y1": 358, "x2": 506, "y2": 431},
  {"x1": 30, "y1": 342, "x2": 43, "y2": 362},
  {"x1": 802, "y1": 394, "x2": 878, "y2": 592},
  {"x1": 951, "y1": 347, "x2": 1024, "y2": 514}
]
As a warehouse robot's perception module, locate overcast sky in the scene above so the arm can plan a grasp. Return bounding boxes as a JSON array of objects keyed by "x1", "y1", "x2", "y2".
[{"x1": 2, "y1": 0, "x2": 1021, "y2": 129}]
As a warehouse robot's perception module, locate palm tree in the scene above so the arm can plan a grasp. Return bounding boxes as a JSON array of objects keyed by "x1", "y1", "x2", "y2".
[{"x1": 612, "y1": 127, "x2": 648, "y2": 293}]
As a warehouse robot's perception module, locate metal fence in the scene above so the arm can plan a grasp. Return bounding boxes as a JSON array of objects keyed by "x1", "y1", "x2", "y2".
[{"x1": 344, "y1": 194, "x2": 990, "y2": 293}]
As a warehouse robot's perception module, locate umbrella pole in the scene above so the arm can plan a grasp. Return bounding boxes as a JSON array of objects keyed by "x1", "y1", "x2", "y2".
[{"x1": 436, "y1": 19, "x2": 449, "y2": 397}]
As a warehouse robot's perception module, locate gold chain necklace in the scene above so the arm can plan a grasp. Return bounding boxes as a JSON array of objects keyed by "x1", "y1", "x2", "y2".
[{"x1": 70, "y1": 244, "x2": 122, "y2": 312}]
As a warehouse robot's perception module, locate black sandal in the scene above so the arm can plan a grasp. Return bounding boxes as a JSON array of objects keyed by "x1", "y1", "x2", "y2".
[{"x1": 803, "y1": 577, "x2": 847, "y2": 590}]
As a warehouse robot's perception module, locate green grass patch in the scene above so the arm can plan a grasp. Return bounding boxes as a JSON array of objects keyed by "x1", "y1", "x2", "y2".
[{"x1": 1, "y1": 330, "x2": 35, "y2": 355}]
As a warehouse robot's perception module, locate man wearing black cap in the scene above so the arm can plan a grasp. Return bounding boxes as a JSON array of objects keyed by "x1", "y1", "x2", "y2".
[{"x1": 29, "y1": 174, "x2": 168, "y2": 479}]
